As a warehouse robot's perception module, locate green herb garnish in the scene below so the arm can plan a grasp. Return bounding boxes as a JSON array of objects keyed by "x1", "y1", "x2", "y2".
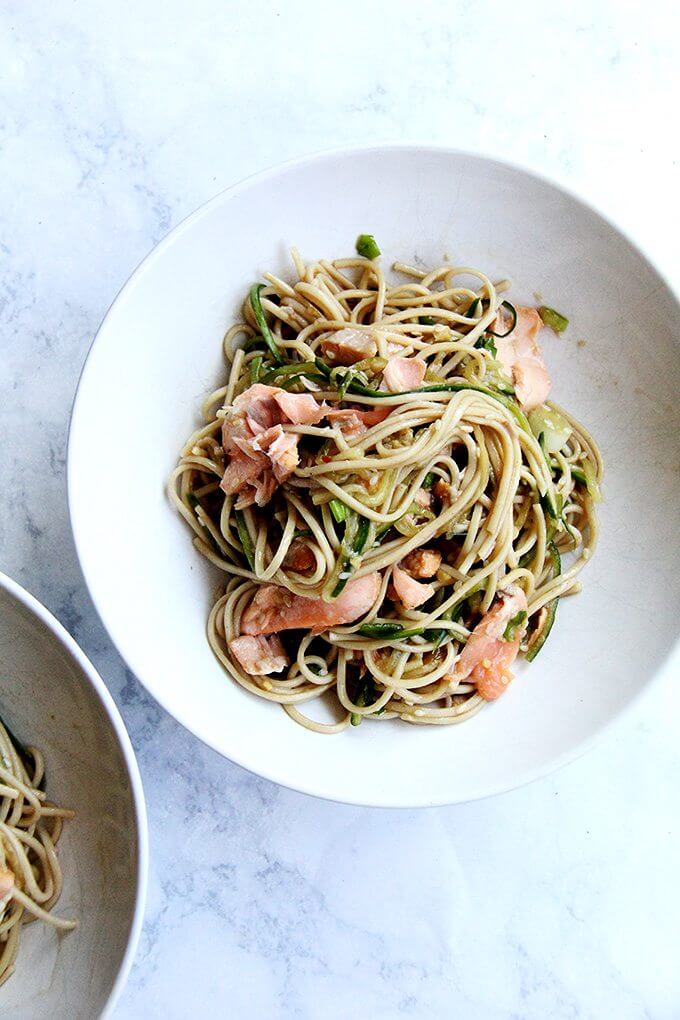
[
  {"x1": 357, "y1": 622, "x2": 425, "y2": 640},
  {"x1": 475, "y1": 334, "x2": 497, "y2": 357},
  {"x1": 538, "y1": 305, "x2": 569, "y2": 334},
  {"x1": 234, "y1": 509, "x2": 255, "y2": 570},
  {"x1": 250, "y1": 355, "x2": 263, "y2": 384},
  {"x1": 355, "y1": 234, "x2": 381, "y2": 259},
  {"x1": 350, "y1": 676, "x2": 385, "y2": 725},
  {"x1": 503, "y1": 610, "x2": 527, "y2": 642},
  {"x1": 526, "y1": 543, "x2": 561, "y2": 661},
  {"x1": 249, "y1": 283, "x2": 284, "y2": 364},
  {"x1": 329, "y1": 512, "x2": 371, "y2": 598},
  {"x1": 329, "y1": 499, "x2": 347, "y2": 524}
]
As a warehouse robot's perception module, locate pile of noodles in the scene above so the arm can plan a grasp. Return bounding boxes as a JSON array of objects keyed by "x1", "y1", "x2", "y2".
[
  {"x1": 0, "y1": 718, "x2": 76, "y2": 984},
  {"x1": 170, "y1": 249, "x2": 602, "y2": 733}
]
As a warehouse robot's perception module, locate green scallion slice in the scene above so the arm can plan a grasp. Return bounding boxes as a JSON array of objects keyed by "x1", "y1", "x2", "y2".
[
  {"x1": 355, "y1": 234, "x2": 381, "y2": 259},
  {"x1": 249, "y1": 283, "x2": 284, "y2": 364},
  {"x1": 538, "y1": 305, "x2": 569, "y2": 334}
]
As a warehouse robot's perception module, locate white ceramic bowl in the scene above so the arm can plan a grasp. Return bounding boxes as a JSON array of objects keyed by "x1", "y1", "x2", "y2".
[
  {"x1": 0, "y1": 572, "x2": 147, "y2": 1018},
  {"x1": 68, "y1": 146, "x2": 680, "y2": 807}
]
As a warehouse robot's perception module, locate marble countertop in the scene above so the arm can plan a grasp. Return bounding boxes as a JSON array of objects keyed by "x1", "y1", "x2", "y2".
[{"x1": 1, "y1": 2, "x2": 679, "y2": 1017}]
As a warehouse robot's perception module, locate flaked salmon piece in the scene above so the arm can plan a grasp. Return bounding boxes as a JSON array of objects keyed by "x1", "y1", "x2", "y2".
[
  {"x1": 282, "y1": 540, "x2": 316, "y2": 573},
  {"x1": 391, "y1": 564, "x2": 435, "y2": 610},
  {"x1": 273, "y1": 391, "x2": 328, "y2": 425},
  {"x1": 0, "y1": 868, "x2": 14, "y2": 902},
  {"x1": 220, "y1": 449, "x2": 268, "y2": 496},
  {"x1": 251, "y1": 425, "x2": 299, "y2": 483},
  {"x1": 221, "y1": 408, "x2": 252, "y2": 454},
  {"x1": 220, "y1": 381, "x2": 393, "y2": 505},
  {"x1": 494, "y1": 307, "x2": 551, "y2": 412},
  {"x1": 413, "y1": 488, "x2": 432, "y2": 509},
  {"x1": 241, "y1": 572, "x2": 381, "y2": 636},
  {"x1": 221, "y1": 384, "x2": 331, "y2": 506},
  {"x1": 326, "y1": 406, "x2": 392, "y2": 437},
  {"x1": 402, "y1": 548, "x2": 442, "y2": 578},
  {"x1": 229, "y1": 634, "x2": 289, "y2": 675},
  {"x1": 234, "y1": 468, "x2": 278, "y2": 510},
  {"x1": 381, "y1": 356, "x2": 426, "y2": 393},
  {"x1": 452, "y1": 584, "x2": 528, "y2": 700},
  {"x1": 232, "y1": 383, "x2": 282, "y2": 432},
  {"x1": 321, "y1": 328, "x2": 378, "y2": 365}
]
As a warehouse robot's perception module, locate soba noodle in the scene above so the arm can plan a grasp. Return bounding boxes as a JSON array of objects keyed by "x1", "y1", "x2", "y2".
[
  {"x1": 170, "y1": 246, "x2": 602, "y2": 732},
  {"x1": 0, "y1": 718, "x2": 76, "y2": 985}
]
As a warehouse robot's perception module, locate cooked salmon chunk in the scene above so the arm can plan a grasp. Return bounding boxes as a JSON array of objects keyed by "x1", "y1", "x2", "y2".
[
  {"x1": 229, "y1": 634, "x2": 289, "y2": 675},
  {"x1": 381, "y1": 356, "x2": 426, "y2": 392},
  {"x1": 494, "y1": 307, "x2": 551, "y2": 412},
  {"x1": 241, "y1": 572, "x2": 381, "y2": 635},
  {"x1": 320, "y1": 328, "x2": 378, "y2": 365},
  {"x1": 391, "y1": 564, "x2": 435, "y2": 610},
  {"x1": 452, "y1": 584, "x2": 528, "y2": 700}
]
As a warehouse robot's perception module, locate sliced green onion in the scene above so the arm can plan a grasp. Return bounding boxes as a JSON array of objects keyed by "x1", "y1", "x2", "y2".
[
  {"x1": 487, "y1": 301, "x2": 517, "y2": 339},
  {"x1": 329, "y1": 513, "x2": 371, "y2": 598},
  {"x1": 526, "y1": 543, "x2": 561, "y2": 661},
  {"x1": 249, "y1": 283, "x2": 283, "y2": 364},
  {"x1": 332, "y1": 365, "x2": 366, "y2": 400},
  {"x1": 581, "y1": 460, "x2": 602, "y2": 503},
  {"x1": 419, "y1": 315, "x2": 436, "y2": 325},
  {"x1": 350, "y1": 676, "x2": 385, "y2": 724},
  {"x1": 540, "y1": 490, "x2": 564, "y2": 539},
  {"x1": 357, "y1": 622, "x2": 425, "y2": 640},
  {"x1": 355, "y1": 234, "x2": 381, "y2": 259},
  {"x1": 313, "y1": 358, "x2": 332, "y2": 379},
  {"x1": 570, "y1": 464, "x2": 601, "y2": 502},
  {"x1": 538, "y1": 305, "x2": 569, "y2": 334},
  {"x1": 428, "y1": 586, "x2": 481, "y2": 647},
  {"x1": 312, "y1": 357, "x2": 534, "y2": 441},
  {"x1": 477, "y1": 357, "x2": 515, "y2": 395},
  {"x1": 475, "y1": 334, "x2": 497, "y2": 357},
  {"x1": 503, "y1": 610, "x2": 527, "y2": 642},
  {"x1": 234, "y1": 509, "x2": 255, "y2": 570},
  {"x1": 329, "y1": 498, "x2": 348, "y2": 524},
  {"x1": 422, "y1": 472, "x2": 436, "y2": 489},
  {"x1": 250, "y1": 355, "x2": 263, "y2": 384},
  {"x1": 243, "y1": 334, "x2": 266, "y2": 353},
  {"x1": 466, "y1": 298, "x2": 482, "y2": 319},
  {"x1": 259, "y1": 360, "x2": 323, "y2": 386}
]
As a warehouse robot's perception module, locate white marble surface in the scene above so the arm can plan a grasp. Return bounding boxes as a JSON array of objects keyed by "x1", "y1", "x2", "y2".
[{"x1": 1, "y1": 2, "x2": 679, "y2": 1017}]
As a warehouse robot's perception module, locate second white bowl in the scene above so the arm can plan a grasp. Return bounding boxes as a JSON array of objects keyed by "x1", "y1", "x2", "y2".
[{"x1": 0, "y1": 572, "x2": 147, "y2": 1019}]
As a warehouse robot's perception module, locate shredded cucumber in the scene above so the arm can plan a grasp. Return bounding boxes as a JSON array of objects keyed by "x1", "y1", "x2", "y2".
[{"x1": 528, "y1": 406, "x2": 572, "y2": 454}]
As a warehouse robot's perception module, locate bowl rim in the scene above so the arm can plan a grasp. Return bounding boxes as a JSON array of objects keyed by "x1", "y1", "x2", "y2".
[
  {"x1": 67, "y1": 143, "x2": 680, "y2": 808},
  {"x1": 0, "y1": 569, "x2": 149, "y2": 1017}
]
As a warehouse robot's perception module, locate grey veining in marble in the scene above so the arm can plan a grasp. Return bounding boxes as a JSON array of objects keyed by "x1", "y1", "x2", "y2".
[{"x1": 1, "y1": 1, "x2": 679, "y2": 1017}]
